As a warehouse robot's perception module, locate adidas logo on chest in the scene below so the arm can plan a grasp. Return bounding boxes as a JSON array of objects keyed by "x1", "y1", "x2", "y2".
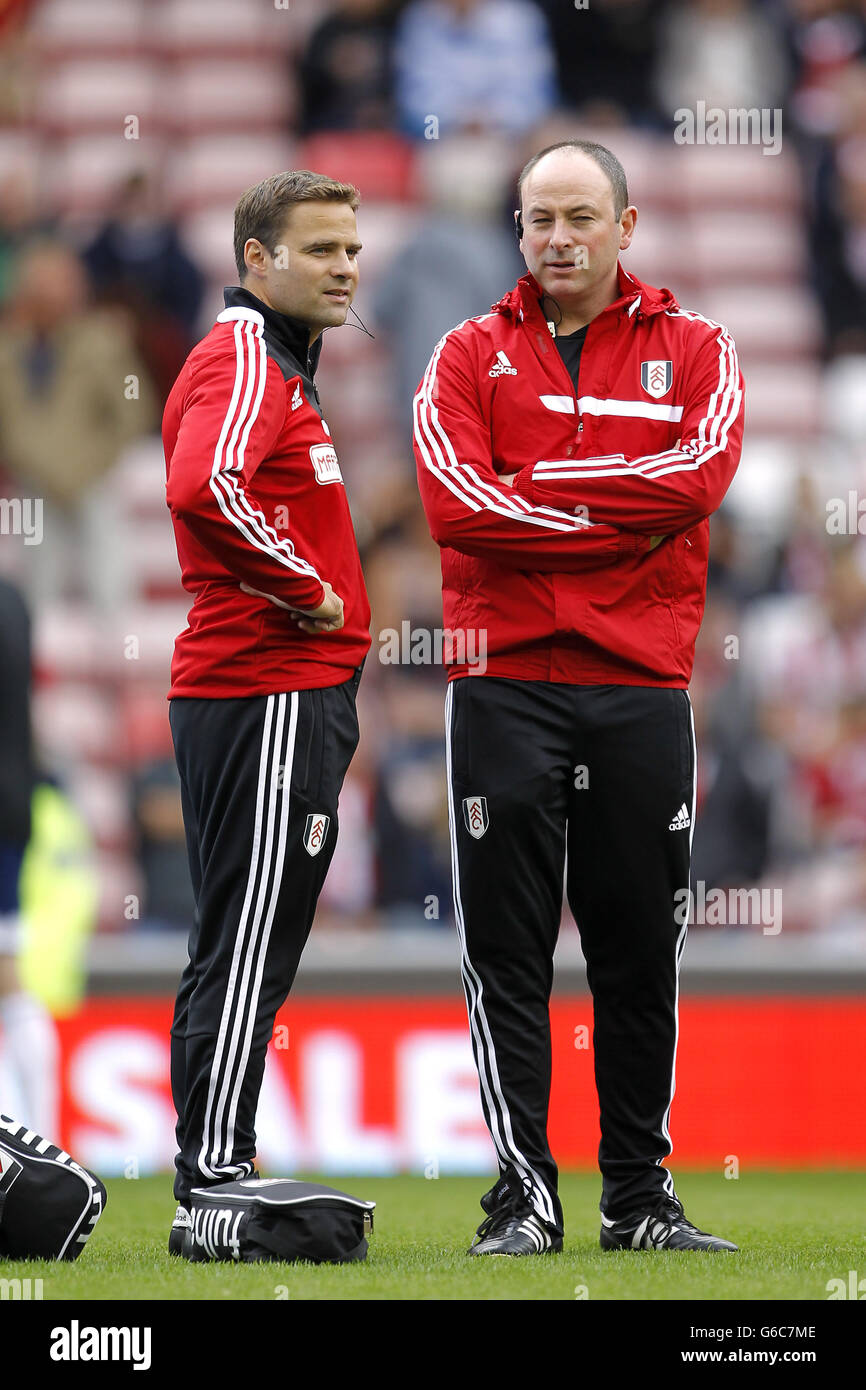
[{"x1": 489, "y1": 351, "x2": 517, "y2": 378}]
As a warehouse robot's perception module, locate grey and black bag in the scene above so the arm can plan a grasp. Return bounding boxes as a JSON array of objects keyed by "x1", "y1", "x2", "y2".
[
  {"x1": 0, "y1": 1112, "x2": 106, "y2": 1261},
  {"x1": 188, "y1": 1177, "x2": 375, "y2": 1264}
]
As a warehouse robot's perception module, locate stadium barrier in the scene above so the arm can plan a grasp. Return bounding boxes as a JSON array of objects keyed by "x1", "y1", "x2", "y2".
[{"x1": 6, "y1": 932, "x2": 860, "y2": 1177}]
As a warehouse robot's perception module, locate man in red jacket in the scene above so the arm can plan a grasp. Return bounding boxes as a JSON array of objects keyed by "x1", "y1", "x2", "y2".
[
  {"x1": 162, "y1": 170, "x2": 371, "y2": 1254},
  {"x1": 414, "y1": 140, "x2": 743, "y2": 1256}
]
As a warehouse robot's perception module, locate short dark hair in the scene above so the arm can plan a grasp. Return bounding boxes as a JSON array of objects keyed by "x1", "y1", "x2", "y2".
[
  {"x1": 233, "y1": 169, "x2": 361, "y2": 279},
  {"x1": 517, "y1": 141, "x2": 629, "y2": 220}
]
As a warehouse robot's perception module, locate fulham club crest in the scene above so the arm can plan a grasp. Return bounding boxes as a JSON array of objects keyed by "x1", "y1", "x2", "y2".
[
  {"x1": 462, "y1": 796, "x2": 489, "y2": 840},
  {"x1": 640, "y1": 360, "x2": 673, "y2": 399},
  {"x1": 303, "y1": 813, "x2": 330, "y2": 856}
]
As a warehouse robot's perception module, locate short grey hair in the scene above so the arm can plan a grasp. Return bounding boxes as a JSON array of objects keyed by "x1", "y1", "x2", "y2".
[{"x1": 517, "y1": 141, "x2": 629, "y2": 220}]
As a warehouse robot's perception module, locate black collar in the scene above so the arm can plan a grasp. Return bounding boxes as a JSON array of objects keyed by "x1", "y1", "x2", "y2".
[{"x1": 222, "y1": 286, "x2": 323, "y2": 376}]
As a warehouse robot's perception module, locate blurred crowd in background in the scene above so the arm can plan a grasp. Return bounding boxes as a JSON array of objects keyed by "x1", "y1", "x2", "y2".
[{"x1": 0, "y1": 0, "x2": 865, "y2": 947}]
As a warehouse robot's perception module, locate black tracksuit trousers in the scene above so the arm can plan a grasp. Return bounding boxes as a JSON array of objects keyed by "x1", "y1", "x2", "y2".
[
  {"x1": 168, "y1": 670, "x2": 361, "y2": 1207},
  {"x1": 446, "y1": 676, "x2": 695, "y2": 1233}
]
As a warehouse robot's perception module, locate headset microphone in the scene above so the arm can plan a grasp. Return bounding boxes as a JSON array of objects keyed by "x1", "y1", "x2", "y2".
[
  {"x1": 322, "y1": 303, "x2": 375, "y2": 340},
  {"x1": 515, "y1": 210, "x2": 524, "y2": 241}
]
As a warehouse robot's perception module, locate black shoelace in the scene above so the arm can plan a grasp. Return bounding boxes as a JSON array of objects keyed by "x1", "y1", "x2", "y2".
[{"x1": 474, "y1": 1177, "x2": 537, "y2": 1243}]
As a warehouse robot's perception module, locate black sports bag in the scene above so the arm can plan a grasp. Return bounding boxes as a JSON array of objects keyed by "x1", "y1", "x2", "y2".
[
  {"x1": 188, "y1": 1177, "x2": 375, "y2": 1264},
  {"x1": 0, "y1": 1112, "x2": 107, "y2": 1261}
]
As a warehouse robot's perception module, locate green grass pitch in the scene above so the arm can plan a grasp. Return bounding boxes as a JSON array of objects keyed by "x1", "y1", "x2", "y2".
[{"x1": 4, "y1": 1170, "x2": 864, "y2": 1301}]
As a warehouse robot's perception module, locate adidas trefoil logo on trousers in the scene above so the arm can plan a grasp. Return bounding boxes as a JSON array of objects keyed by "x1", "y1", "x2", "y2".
[{"x1": 668, "y1": 803, "x2": 691, "y2": 831}]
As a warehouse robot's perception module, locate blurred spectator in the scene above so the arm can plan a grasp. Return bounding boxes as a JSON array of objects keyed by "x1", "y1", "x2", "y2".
[
  {"x1": 734, "y1": 539, "x2": 866, "y2": 929},
  {"x1": 130, "y1": 759, "x2": 197, "y2": 934},
  {"x1": 690, "y1": 592, "x2": 777, "y2": 896},
  {"x1": 653, "y1": 0, "x2": 789, "y2": 119},
  {"x1": 743, "y1": 541, "x2": 866, "y2": 797},
  {"x1": 316, "y1": 766, "x2": 379, "y2": 925},
  {"x1": 298, "y1": 0, "x2": 398, "y2": 133},
  {"x1": 0, "y1": 167, "x2": 54, "y2": 309},
  {"x1": 0, "y1": 238, "x2": 155, "y2": 610},
  {"x1": 393, "y1": 0, "x2": 558, "y2": 139},
  {"x1": 771, "y1": 473, "x2": 834, "y2": 598},
  {"x1": 808, "y1": 61, "x2": 866, "y2": 354},
  {"x1": 784, "y1": 0, "x2": 866, "y2": 139},
  {"x1": 538, "y1": 0, "x2": 663, "y2": 127},
  {"x1": 17, "y1": 773, "x2": 98, "y2": 1017},
  {"x1": 706, "y1": 507, "x2": 755, "y2": 604},
  {"x1": 0, "y1": 0, "x2": 861, "y2": 943},
  {"x1": 0, "y1": 1, "x2": 36, "y2": 124},
  {"x1": 374, "y1": 133, "x2": 522, "y2": 412},
  {"x1": 364, "y1": 504, "x2": 454, "y2": 922},
  {"x1": 0, "y1": 577, "x2": 58, "y2": 1136},
  {"x1": 373, "y1": 722, "x2": 454, "y2": 923},
  {"x1": 82, "y1": 172, "x2": 206, "y2": 403},
  {"x1": 800, "y1": 694, "x2": 866, "y2": 850}
]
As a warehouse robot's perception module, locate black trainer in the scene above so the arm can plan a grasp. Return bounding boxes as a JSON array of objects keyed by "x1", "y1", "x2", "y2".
[
  {"x1": 168, "y1": 1204, "x2": 192, "y2": 1258},
  {"x1": 469, "y1": 1175, "x2": 562, "y2": 1257},
  {"x1": 600, "y1": 1196, "x2": 738, "y2": 1252}
]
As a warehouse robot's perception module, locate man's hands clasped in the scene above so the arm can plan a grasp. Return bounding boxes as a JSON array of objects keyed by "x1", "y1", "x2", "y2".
[{"x1": 239, "y1": 580, "x2": 345, "y2": 634}]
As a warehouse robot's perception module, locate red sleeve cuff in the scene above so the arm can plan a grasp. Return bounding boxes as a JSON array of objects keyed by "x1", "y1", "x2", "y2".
[
  {"x1": 619, "y1": 530, "x2": 652, "y2": 558},
  {"x1": 513, "y1": 463, "x2": 538, "y2": 502}
]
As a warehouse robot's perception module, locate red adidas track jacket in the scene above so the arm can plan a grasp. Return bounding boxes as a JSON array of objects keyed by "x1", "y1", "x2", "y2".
[
  {"x1": 164, "y1": 289, "x2": 371, "y2": 698},
  {"x1": 414, "y1": 264, "x2": 744, "y2": 686}
]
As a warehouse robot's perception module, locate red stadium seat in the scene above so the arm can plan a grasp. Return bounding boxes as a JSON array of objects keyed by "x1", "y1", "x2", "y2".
[
  {"x1": 571, "y1": 128, "x2": 676, "y2": 213},
  {"x1": 697, "y1": 285, "x2": 822, "y2": 359},
  {"x1": 32, "y1": 682, "x2": 121, "y2": 764},
  {"x1": 296, "y1": 133, "x2": 420, "y2": 204},
  {"x1": 669, "y1": 143, "x2": 803, "y2": 211},
  {"x1": 103, "y1": 602, "x2": 190, "y2": 682},
  {"x1": 157, "y1": 0, "x2": 302, "y2": 58},
  {"x1": 342, "y1": 202, "x2": 420, "y2": 291},
  {"x1": 129, "y1": 522, "x2": 186, "y2": 603},
  {"x1": 32, "y1": 603, "x2": 110, "y2": 683},
  {"x1": 179, "y1": 205, "x2": 236, "y2": 281},
  {"x1": 45, "y1": 134, "x2": 166, "y2": 217},
  {"x1": 689, "y1": 210, "x2": 807, "y2": 285},
  {"x1": 164, "y1": 58, "x2": 298, "y2": 135},
  {"x1": 28, "y1": 0, "x2": 149, "y2": 57},
  {"x1": 740, "y1": 362, "x2": 823, "y2": 436},
  {"x1": 622, "y1": 219, "x2": 693, "y2": 295},
  {"x1": 112, "y1": 438, "x2": 170, "y2": 522},
  {"x1": 164, "y1": 134, "x2": 297, "y2": 213},
  {"x1": 33, "y1": 58, "x2": 163, "y2": 137},
  {"x1": 121, "y1": 686, "x2": 177, "y2": 764}
]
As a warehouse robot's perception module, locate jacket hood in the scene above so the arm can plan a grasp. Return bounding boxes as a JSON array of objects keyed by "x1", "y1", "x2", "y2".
[{"x1": 492, "y1": 262, "x2": 679, "y2": 326}]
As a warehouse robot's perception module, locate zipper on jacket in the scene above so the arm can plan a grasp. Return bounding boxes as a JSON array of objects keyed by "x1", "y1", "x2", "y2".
[
  {"x1": 307, "y1": 349, "x2": 322, "y2": 412},
  {"x1": 547, "y1": 318, "x2": 583, "y2": 436}
]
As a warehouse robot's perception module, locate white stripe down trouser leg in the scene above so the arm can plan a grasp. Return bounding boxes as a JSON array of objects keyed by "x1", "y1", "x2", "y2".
[
  {"x1": 445, "y1": 682, "x2": 561, "y2": 1232},
  {"x1": 169, "y1": 675, "x2": 361, "y2": 1206},
  {"x1": 197, "y1": 692, "x2": 298, "y2": 1181}
]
